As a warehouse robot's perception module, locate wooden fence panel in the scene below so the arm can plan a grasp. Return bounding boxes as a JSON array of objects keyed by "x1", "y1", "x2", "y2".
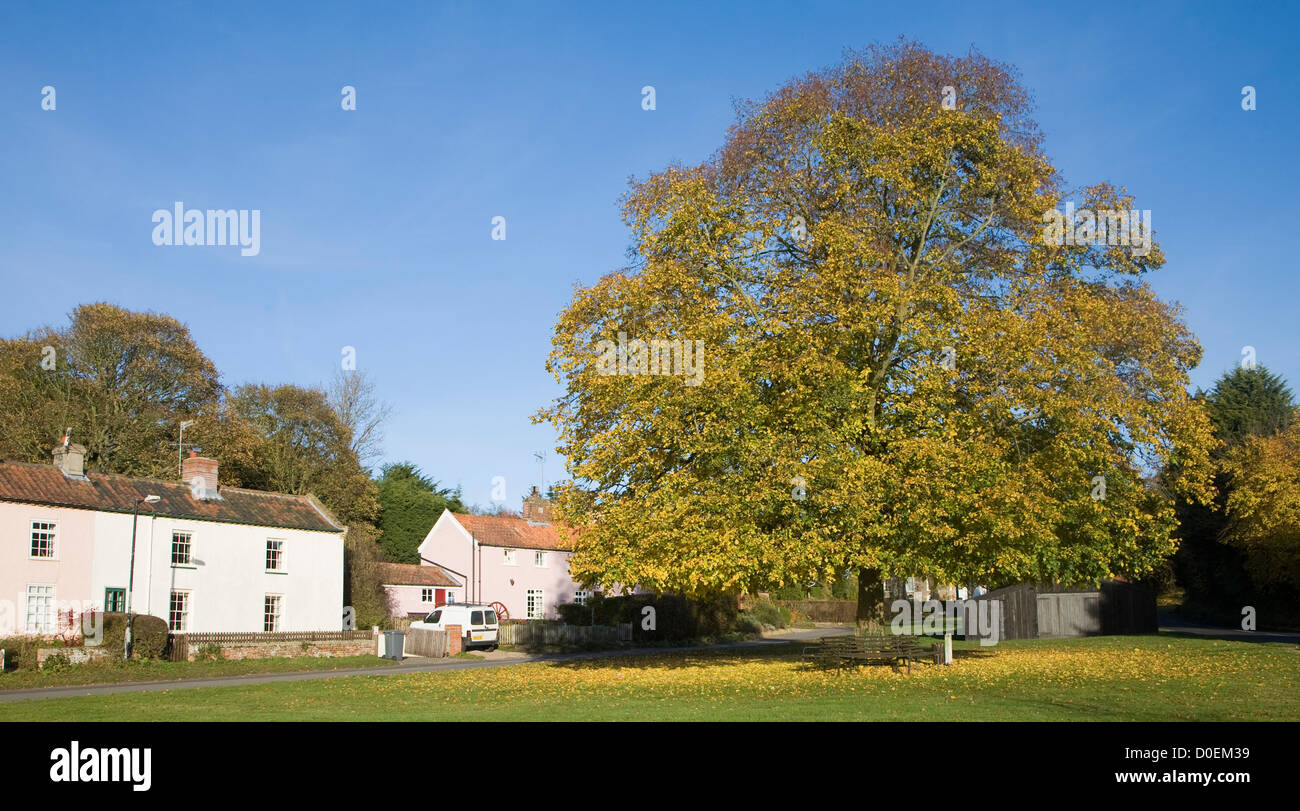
[
  {"x1": 499, "y1": 623, "x2": 619, "y2": 646},
  {"x1": 404, "y1": 628, "x2": 448, "y2": 657}
]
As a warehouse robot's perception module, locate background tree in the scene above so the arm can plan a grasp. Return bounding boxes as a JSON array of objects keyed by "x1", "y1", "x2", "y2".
[
  {"x1": 1223, "y1": 421, "x2": 1300, "y2": 588},
  {"x1": 0, "y1": 302, "x2": 221, "y2": 476},
  {"x1": 539, "y1": 41, "x2": 1214, "y2": 620},
  {"x1": 376, "y1": 462, "x2": 467, "y2": 563},
  {"x1": 1173, "y1": 365, "x2": 1298, "y2": 624},
  {"x1": 328, "y1": 369, "x2": 392, "y2": 470}
]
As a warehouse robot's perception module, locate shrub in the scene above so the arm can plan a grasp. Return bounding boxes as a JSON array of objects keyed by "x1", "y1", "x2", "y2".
[
  {"x1": 193, "y1": 643, "x2": 225, "y2": 661},
  {"x1": 41, "y1": 652, "x2": 72, "y2": 672},
  {"x1": 743, "y1": 597, "x2": 791, "y2": 629},
  {"x1": 0, "y1": 637, "x2": 40, "y2": 671},
  {"x1": 556, "y1": 592, "x2": 740, "y2": 641},
  {"x1": 733, "y1": 615, "x2": 763, "y2": 635},
  {"x1": 92, "y1": 613, "x2": 171, "y2": 660}
]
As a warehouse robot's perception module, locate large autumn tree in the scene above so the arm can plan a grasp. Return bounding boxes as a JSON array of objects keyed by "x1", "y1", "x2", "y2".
[
  {"x1": 539, "y1": 41, "x2": 1214, "y2": 620},
  {"x1": 0, "y1": 302, "x2": 221, "y2": 477}
]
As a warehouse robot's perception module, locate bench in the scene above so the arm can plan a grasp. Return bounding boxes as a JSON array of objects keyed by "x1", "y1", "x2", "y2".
[{"x1": 802, "y1": 634, "x2": 940, "y2": 674}]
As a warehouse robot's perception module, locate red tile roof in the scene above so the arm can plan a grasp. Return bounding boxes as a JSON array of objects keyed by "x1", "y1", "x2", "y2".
[
  {"x1": 378, "y1": 562, "x2": 461, "y2": 588},
  {"x1": 453, "y1": 512, "x2": 573, "y2": 551},
  {"x1": 0, "y1": 461, "x2": 343, "y2": 533}
]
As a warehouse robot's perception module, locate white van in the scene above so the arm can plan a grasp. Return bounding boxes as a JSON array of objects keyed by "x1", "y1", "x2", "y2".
[{"x1": 411, "y1": 603, "x2": 499, "y2": 650}]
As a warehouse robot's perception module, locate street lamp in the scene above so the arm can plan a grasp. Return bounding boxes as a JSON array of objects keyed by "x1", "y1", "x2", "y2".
[{"x1": 125, "y1": 495, "x2": 161, "y2": 660}]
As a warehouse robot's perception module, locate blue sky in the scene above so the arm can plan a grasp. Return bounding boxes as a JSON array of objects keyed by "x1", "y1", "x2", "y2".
[{"x1": 1, "y1": 1, "x2": 1297, "y2": 507}]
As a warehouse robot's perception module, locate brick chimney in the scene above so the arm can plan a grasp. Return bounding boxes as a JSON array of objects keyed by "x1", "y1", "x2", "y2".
[
  {"x1": 522, "y1": 486, "x2": 552, "y2": 524},
  {"x1": 182, "y1": 450, "x2": 221, "y2": 500},
  {"x1": 52, "y1": 434, "x2": 87, "y2": 479}
]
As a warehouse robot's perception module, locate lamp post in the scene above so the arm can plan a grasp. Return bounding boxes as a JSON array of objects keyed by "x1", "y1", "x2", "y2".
[{"x1": 125, "y1": 495, "x2": 160, "y2": 660}]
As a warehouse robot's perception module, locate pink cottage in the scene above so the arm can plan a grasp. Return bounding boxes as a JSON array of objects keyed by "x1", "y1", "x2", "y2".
[{"x1": 412, "y1": 489, "x2": 590, "y2": 621}]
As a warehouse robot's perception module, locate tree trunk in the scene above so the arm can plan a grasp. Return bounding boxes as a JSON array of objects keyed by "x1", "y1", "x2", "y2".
[{"x1": 856, "y1": 567, "x2": 886, "y2": 627}]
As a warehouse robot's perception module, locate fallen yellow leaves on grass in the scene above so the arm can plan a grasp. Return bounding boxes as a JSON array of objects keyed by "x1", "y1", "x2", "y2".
[{"x1": 322, "y1": 638, "x2": 1300, "y2": 711}]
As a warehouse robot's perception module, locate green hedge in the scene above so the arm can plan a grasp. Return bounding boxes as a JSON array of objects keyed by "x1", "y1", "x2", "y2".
[
  {"x1": 90, "y1": 612, "x2": 170, "y2": 660},
  {"x1": 556, "y1": 593, "x2": 738, "y2": 641}
]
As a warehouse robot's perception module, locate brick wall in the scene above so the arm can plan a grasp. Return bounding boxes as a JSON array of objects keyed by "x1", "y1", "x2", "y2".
[
  {"x1": 190, "y1": 639, "x2": 374, "y2": 661},
  {"x1": 36, "y1": 647, "x2": 115, "y2": 668}
]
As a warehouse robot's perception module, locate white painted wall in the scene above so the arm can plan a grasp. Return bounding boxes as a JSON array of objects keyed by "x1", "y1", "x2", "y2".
[{"x1": 90, "y1": 510, "x2": 344, "y2": 633}]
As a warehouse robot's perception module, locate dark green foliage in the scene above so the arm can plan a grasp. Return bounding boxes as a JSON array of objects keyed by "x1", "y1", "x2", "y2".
[
  {"x1": 376, "y1": 462, "x2": 467, "y2": 563},
  {"x1": 556, "y1": 593, "x2": 738, "y2": 640},
  {"x1": 1202, "y1": 366, "x2": 1295, "y2": 451},
  {"x1": 93, "y1": 612, "x2": 170, "y2": 660},
  {"x1": 1173, "y1": 366, "x2": 1300, "y2": 626}
]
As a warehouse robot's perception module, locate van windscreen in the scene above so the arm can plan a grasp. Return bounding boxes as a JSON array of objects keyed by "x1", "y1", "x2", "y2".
[{"x1": 425, "y1": 610, "x2": 441, "y2": 624}]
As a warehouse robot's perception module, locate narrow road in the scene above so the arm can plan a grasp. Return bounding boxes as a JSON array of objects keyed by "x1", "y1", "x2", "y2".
[
  {"x1": 0, "y1": 626, "x2": 849, "y2": 704},
  {"x1": 1158, "y1": 611, "x2": 1300, "y2": 645}
]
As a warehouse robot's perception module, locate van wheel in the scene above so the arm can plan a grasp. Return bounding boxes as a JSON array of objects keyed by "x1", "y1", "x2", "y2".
[{"x1": 489, "y1": 645, "x2": 498, "y2": 652}]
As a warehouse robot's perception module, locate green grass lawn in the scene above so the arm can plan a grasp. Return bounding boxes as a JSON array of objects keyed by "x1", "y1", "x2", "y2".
[
  {"x1": 0, "y1": 654, "x2": 399, "y2": 692},
  {"x1": 2, "y1": 634, "x2": 1297, "y2": 721}
]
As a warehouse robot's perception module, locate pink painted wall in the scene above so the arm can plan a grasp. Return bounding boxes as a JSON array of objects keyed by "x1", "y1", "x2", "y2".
[
  {"x1": 0, "y1": 501, "x2": 97, "y2": 635},
  {"x1": 384, "y1": 584, "x2": 459, "y2": 618},
  {"x1": 417, "y1": 511, "x2": 588, "y2": 621}
]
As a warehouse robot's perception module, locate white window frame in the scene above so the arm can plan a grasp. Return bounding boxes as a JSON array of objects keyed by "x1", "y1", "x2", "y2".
[
  {"x1": 526, "y1": 589, "x2": 545, "y2": 620},
  {"x1": 534, "y1": 551, "x2": 546, "y2": 568},
  {"x1": 29, "y1": 519, "x2": 57, "y2": 560},
  {"x1": 25, "y1": 584, "x2": 55, "y2": 633},
  {"x1": 169, "y1": 589, "x2": 190, "y2": 631},
  {"x1": 171, "y1": 530, "x2": 194, "y2": 567},
  {"x1": 574, "y1": 589, "x2": 592, "y2": 606},
  {"x1": 264, "y1": 594, "x2": 283, "y2": 632},
  {"x1": 503, "y1": 548, "x2": 516, "y2": 566},
  {"x1": 265, "y1": 538, "x2": 285, "y2": 572},
  {"x1": 421, "y1": 587, "x2": 434, "y2": 604}
]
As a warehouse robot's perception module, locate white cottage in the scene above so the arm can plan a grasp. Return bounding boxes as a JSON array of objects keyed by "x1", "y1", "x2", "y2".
[{"x1": 0, "y1": 444, "x2": 346, "y2": 635}]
